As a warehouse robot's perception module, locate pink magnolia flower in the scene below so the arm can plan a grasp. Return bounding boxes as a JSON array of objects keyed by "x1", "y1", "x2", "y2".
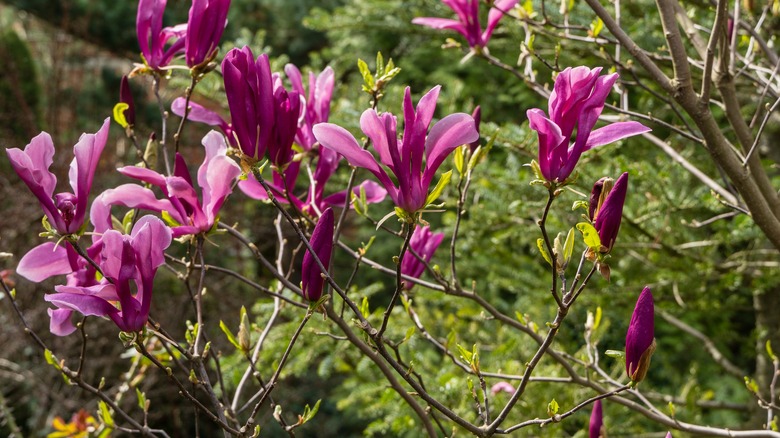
[
  {"x1": 527, "y1": 67, "x2": 650, "y2": 183},
  {"x1": 313, "y1": 86, "x2": 478, "y2": 214},
  {"x1": 301, "y1": 208, "x2": 334, "y2": 301},
  {"x1": 239, "y1": 64, "x2": 386, "y2": 216},
  {"x1": 589, "y1": 399, "x2": 605, "y2": 438},
  {"x1": 412, "y1": 0, "x2": 520, "y2": 50},
  {"x1": 625, "y1": 286, "x2": 655, "y2": 383},
  {"x1": 91, "y1": 131, "x2": 241, "y2": 237},
  {"x1": 6, "y1": 118, "x2": 109, "y2": 236},
  {"x1": 593, "y1": 172, "x2": 628, "y2": 253},
  {"x1": 136, "y1": 0, "x2": 187, "y2": 69},
  {"x1": 45, "y1": 216, "x2": 172, "y2": 334},
  {"x1": 401, "y1": 226, "x2": 445, "y2": 290},
  {"x1": 185, "y1": 0, "x2": 231, "y2": 68},
  {"x1": 490, "y1": 381, "x2": 515, "y2": 395}
]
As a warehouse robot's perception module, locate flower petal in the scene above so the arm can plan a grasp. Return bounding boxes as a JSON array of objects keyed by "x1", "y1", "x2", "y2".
[
  {"x1": 48, "y1": 308, "x2": 77, "y2": 336},
  {"x1": 17, "y1": 242, "x2": 73, "y2": 282},
  {"x1": 423, "y1": 112, "x2": 478, "y2": 187},
  {"x1": 585, "y1": 121, "x2": 651, "y2": 150}
]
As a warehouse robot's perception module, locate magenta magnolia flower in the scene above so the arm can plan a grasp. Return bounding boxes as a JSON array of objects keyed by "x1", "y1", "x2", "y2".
[
  {"x1": 45, "y1": 216, "x2": 172, "y2": 334},
  {"x1": 136, "y1": 0, "x2": 187, "y2": 69},
  {"x1": 222, "y1": 46, "x2": 301, "y2": 167},
  {"x1": 313, "y1": 86, "x2": 478, "y2": 214},
  {"x1": 91, "y1": 131, "x2": 241, "y2": 237},
  {"x1": 589, "y1": 400, "x2": 604, "y2": 438},
  {"x1": 401, "y1": 226, "x2": 445, "y2": 290},
  {"x1": 625, "y1": 286, "x2": 655, "y2": 383},
  {"x1": 185, "y1": 0, "x2": 231, "y2": 68},
  {"x1": 593, "y1": 172, "x2": 628, "y2": 252},
  {"x1": 285, "y1": 64, "x2": 335, "y2": 151},
  {"x1": 7, "y1": 118, "x2": 110, "y2": 236},
  {"x1": 412, "y1": 0, "x2": 520, "y2": 50},
  {"x1": 527, "y1": 67, "x2": 650, "y2": 183},
  {"x1": 490, "y1": 381, "x2": 515, "y2": 395},
  {"x1": 301, "y1": 208, "x2": 334, "y2": 301}
]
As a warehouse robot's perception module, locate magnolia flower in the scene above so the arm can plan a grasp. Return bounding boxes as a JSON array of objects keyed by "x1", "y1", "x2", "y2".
[
  {"x1": 285, "y1": 64, "x2": 335, "y2": 151},
  {"x1": 490, "y1": 381, "x2": 515, "y2": 395},
  {"x1": 7, "y1": 118, "x2": 109, "y2": 236},
  {"x1": 401, "y1": 226, "x2": 445, "y2": 290},
  {"x1": 171, "y1": 98, "x2": 234, "y2": 144},
  {"x1": 91, "y1": 131, "x2": 241, "y2": 237},
  {"x1": 301, "y1": 208, "x2": 334, "y2": 301},
  {"x1": 314, "y1": 86, "x2": 478, "y2": 214},
  {"x1": 44, "y1": 216, "x2": 172, "y2": 334},
  {"x1": 469, "y1": 106, "x2": 481, "y2": 151},
  {"x1": 625, "y1": 286, "x2": 655, "y2": 383},
  {"x1": 527, "y1": 67, "x2": 650, "y2": 183},
  {"x1": 593, "y1": 172, "x2": 628, "y2": 253},
  {"x1": 136, "y1": 0, "x2": 186, "y2": 69},
  {"x1": 223, "y1": 46, "x2": 301, "y2": 167},
  {"x1": 238, "y1": 64, "x2": 385, "y2": 215},
  {"x1": 589, "y1": 399, "x2": 605, "y2": 438},
  {"x1": 412, "y1": 0, "x2": 520, "y2": 50},
  {"x1": 185, "y1": 0, "x2": 231, "y2": 68}
]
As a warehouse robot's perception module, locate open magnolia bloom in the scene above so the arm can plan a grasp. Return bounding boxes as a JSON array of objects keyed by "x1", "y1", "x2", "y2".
[
  {"x1": 412, "y1": 0, "x2": 520, "y2": 51},
  {"x1": 528, "y1": 67, "x2": 650, "y2": 183},
  {"x1": 313, "y1": 86, "x2": 478, "y2": 215},
  {"x1": 91, "y1": 131, "x2": 241, "y2": 237},
  {"x1": 44, "y1": 216, "x2": 172, "y2": 335}
]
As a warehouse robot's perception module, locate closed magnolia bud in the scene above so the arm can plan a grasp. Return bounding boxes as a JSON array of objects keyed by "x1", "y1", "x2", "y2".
[
  {"x1": 593, "y1": 172, "x2": 628, "y2": 252},
  {"x1": 301, "y1": 208, "x2": 334, "y2": 301},
  {"x1": 120, "y1": 75, "x2": 136, "y2": 127},
  {"x1": 589, "y1": 399, "x2": 605, "y2": 438},
  {"x1": 588, "y1": 176, "x2": 614, "y2": 222},
  {"x1": 625, "y1": 286, "x2": 655, "y2": 383}
]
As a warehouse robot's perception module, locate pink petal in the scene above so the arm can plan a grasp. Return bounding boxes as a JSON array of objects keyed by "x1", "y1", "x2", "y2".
[
  {"x1": 585, "y1": 121, "x2": 651, "y2": 150},
  {"x1": 423, "y1": 113, "x2": 478, "y2": 187},
  {"x1": 48, "y1": 308, "x2": 76, "y2": 336},
  {"x1": 17, "y1": 242, "x2": 73, "y2": 282}
]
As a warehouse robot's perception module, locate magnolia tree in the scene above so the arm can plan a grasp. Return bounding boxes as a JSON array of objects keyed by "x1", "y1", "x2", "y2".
[{"x1": 2, "y1": 0, "x2": 780, "y2": 436}]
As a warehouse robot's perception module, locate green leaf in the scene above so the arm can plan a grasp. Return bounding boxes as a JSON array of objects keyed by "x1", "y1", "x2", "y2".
[
  {"x1": 454, "y1": 145, "x2": 465, "y2": 175},
  {"x1": 403, "y1": 327, "x2": 416, "y2": 343},
  {"x1": 112, "y1": 102, "x2": 130, "y2": 129},
  {"x1": 572, "y1": 200, "x2": 589, "y2": 212},
  {"x1": 668, "y1": 401, "x2": 676, "y2": 418},
  {"x1": 219, "y1": 320, "x2": 241, "y2": 350},
  {"x1": 605, "y1": 350, "x2": 625, "y2": 360},
  {"x1": 547, "y1": 399, "x2": 559, "y2": 416},
  {"x1": 357, "y1": 58, "x2": 374, "y2": 88},
  {"x1": 590, "y1": 17, "x2": 604, "y2": 37},
  {"x1": 767, "y1": 340, "x2": 778, "y2": 361},
  {"x1": 161, "y1": 210, "x2": 182, "y2": 227},
  {"x1": 375, "y1": 52, "x2": 384, "y2": 75},
  {"x1": 360, "y1": 296, "x2": 370, "y2": 318},
  {"x1": 593, "y1": 306, "x2": 603, "y2": 331},
  {"x1": 456, "y1": 343, "x2": 473, "y2": 364},
  {"x1": 563, "y1": 228, "x2": 575, "y2": 265},
  {"x1": 238, "y1": 306, "x2": 251, "y2": 353},
  {"x1": 469, "y1": 130, "x2": 496, "y2": 172},
  {"x1": 301, "y1": 399, "x2": 322, "y2": 424},
  {"x1": 136, "y1": 388, "x2": 147, "y2": 411},
  {"x1": 536, "y1": 238, "x2": 552, "y2": 266},
  {"x1": 745, "y1": 376, "x2": 759, "y2": 394},
  {"x1": 576, "y1": 222, "x2": 602, "y2": 251},
  {"x1": 426, "y1": 170, "x2": 453, "y2": 206},
  {"x1": 98, "y1": 401, "x2": 114, "y2": 427}
]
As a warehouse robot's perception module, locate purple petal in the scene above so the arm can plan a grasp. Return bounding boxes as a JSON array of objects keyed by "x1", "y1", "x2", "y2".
[
  {"x1": 68, "y1": 118, "x2": 110, "y2": 233},
  {"x1": 585, "y1": 121, "x2": 651, "y2": 150},
  {"x1": 90, "y1": 184, "x2": 179, "y2": 234},
  {"x1": 171, "y1": 98, "x2": 229, "y2": 131},
  {"x1": 625, "y1": 286, "x2": 654, "y2": 380},
  {"x1": 313, "y1": 123, "x2": 396, "y2": 194},
  {"x1": 17, "y1": 242, "x2": 73, "y2": 282},
  {"x1": 6, "y1": 132, "x2": 63, "y2": 230},
  {"x1": 594, "y1": 172, "x2": 628, "y2": 251},
  {"x1": 589, "y1": 399, "x2": 603, "y2": 438},
  {"x1": 527, "y1": 108, "x2": 564, "y2": 181},
  {"x1": 198, "y1": 131, "x2": 241, "y2": 225},
  {"x1": 48, "y1": 308, "x2": 76, "y2": 336},
  {"x1": 423, "y1": 112, "x2": 478, "y2": 187},
  {"x1": 45, "y1": 291, "x2": 118, "y2": 319},
  {"x1": 323, "y1": 180, "x2": 388, "y2": 208},
  {"x1": 117, "y1": 166, "x2": 168, "y2": 191},
  {"x1": 482, "y1": 0, "x2": 519, "y2": 44},
  {"x1": 412, "y1": 17, "x2": 469, "y2": 38}
]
